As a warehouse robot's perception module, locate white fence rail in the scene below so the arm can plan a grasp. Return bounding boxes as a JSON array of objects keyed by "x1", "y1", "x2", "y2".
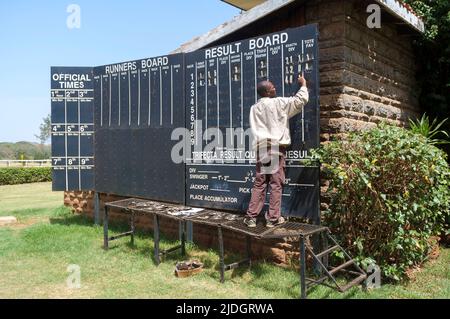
[{"x1": 0, "y1": 160, "x2": 51, "y2": 167}]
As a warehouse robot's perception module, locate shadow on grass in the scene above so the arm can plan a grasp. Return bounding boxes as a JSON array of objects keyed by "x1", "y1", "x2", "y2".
[
  {"x1": 49, "y1": 212, "x2": 192, "y2": 264},
  {"x1": 48, "y1": 212, "x2": 354, "y2": 298}
]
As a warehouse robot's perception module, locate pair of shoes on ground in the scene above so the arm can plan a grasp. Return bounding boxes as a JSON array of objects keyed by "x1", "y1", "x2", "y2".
[{"x1": 244, "y1": 216, "x2": 285, "y2": 228}]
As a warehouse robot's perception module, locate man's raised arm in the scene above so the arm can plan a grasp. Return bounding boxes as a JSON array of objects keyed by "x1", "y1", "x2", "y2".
[{"x1": 279, "y1": 75, "x2": 309, "y2": 119}]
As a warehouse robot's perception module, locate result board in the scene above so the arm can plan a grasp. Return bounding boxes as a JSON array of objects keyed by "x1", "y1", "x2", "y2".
[
  {"x1": 51, "y1": 24, "x2": 321, "y2": 220},
  {"x1": 185, "y1": 24, "x2": 320, "y2": 220},
  {"x1": 51, "y1": 67, "x2": 94, "y2": 191},
  {"x1": 93, "y1": 54, "x2": 185, "y2": 203}
]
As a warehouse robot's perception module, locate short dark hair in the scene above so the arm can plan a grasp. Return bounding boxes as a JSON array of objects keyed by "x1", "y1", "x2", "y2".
[{"x1": 257, "y1": 81, "x2": 270, "y2": 97}]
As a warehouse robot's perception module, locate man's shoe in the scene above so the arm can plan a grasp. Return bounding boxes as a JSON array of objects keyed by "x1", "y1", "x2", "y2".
[
  {"x1": 243, "y1": 217, "x2": 257, "y2": 228},
  {"x1": 266, "y1": 216, "x2": 286, "y2": 228}
]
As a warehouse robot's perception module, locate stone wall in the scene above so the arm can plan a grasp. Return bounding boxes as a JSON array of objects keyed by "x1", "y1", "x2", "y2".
[
  {"x1": 305, "y1": 0, "x2": 348, "y2": 142},
  {"x1": 305, "y1": 0, "x2": 420, "y2": 142},
  {"x1": 64, "y1": 190, "x2": 95, "y2": 214},
  {"x1": 303, "y1": 0, "x2": 421, "y2": 209}
]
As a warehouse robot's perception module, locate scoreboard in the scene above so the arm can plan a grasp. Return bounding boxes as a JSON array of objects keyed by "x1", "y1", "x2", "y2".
[
  {"x1": 51, "y1": 67, "x2": 94, "y2": 191},
  {"x1": 93, "y1": 54, "x2": 185, "y2": 203},
  {"x1": 51, "y1": 24, "x2": 320, "y2": 219},
  {"x1": 185, "y1": 24, "x2": 320, "y2": 220}
]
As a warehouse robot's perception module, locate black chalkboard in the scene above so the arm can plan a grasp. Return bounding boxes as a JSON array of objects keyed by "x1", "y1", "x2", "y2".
[
  {"x1": 184, "y1": 24, "x2": 320, "y2": 220},
  {"x1": 51, "y1": 24, "x2": 320, "y2": 220},
  {"x1": 51, "y1": 67, "x2": 94, "y2": 191},
  {"x1": 93, "y1": 54, "x2": 185, "y2": 203}
]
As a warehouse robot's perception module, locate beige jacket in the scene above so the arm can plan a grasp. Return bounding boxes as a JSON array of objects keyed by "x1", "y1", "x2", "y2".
[{"x1": 249, "y1": 86, "x2": 309, "y2": 152}]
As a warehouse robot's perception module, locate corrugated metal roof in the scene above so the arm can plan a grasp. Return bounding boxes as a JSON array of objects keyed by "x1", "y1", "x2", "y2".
[{"x1": 173, "y1": 0, "x2": 424, "y2": 54}]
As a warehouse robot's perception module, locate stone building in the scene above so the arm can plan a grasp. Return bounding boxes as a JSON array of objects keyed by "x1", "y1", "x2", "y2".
[
  {"x1": 175, "y1": 0, "x2": 424, "y2": 141},
  {"x1": 65, "y1": 0, "x2": 425, "y2": 264}
]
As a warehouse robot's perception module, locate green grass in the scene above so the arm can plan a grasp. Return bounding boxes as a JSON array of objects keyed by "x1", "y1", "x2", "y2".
[
  {"x1": 0, "y1": 182, "x2": 62, "y2": 215},
  {"x1": 0, "y1": 182, "x2": 449, "y2": 298}
]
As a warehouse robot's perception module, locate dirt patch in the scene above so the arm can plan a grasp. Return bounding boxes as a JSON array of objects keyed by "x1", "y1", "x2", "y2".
[
  {"x1": 9, "y1": 217, "x2": 49, "y2": 230},
  {"x1": 0, "y1": 216, "x2": 17, "y2": 227},
  {"x1": 428, "y1": 237, "x2": 441, "y2": 260}
]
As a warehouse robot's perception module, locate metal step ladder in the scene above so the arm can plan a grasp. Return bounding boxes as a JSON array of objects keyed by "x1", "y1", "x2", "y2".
[{"x1": 303, "y1": 229, "x2": 367, "y2": 296}]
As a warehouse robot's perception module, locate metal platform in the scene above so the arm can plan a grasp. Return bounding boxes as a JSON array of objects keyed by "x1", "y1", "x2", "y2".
[
  {"x1": 104, "y1": 198, "x2": 147, "y2": 211},
  {"x1": 103, "y1": 198, "x2": 204, "y2": 265},
  {"x1": 263, "y1": 222, "x2": 328, "y2": 239},
  {"x1": 102, "y1": 198, "x2": 366, "y2": 298},
  {"x1": 221, "y1": 219, "x2": 275, "y2": 238},
  {"x1": 186, "y1": 210, "x2": 241, "y2": 226}
]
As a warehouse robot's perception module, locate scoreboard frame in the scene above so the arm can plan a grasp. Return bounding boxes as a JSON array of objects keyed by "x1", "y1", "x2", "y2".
[
  {"x1": 51, "y1": 67, "x2": 94, "y2": 191},
  {"x1": 184, "y1": 24, "x2": 320, "y2": 220},
  {"x1": 51, "y1": 23, "x2": 320, "y2": 221}
]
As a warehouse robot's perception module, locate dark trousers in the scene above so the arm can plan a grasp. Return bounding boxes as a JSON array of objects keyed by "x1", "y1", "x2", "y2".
[{"x1": 246, "y1": 149, "x2": 286, "y2": 221}]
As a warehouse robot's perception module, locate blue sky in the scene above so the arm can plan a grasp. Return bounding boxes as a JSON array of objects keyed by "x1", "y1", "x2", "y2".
[{"x1": 0, "y1": 0, "x2": 239, "y2": 143}]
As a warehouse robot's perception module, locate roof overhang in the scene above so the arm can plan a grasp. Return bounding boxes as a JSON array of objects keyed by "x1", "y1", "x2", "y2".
[
  {"x1": 374, "y1": 0, "x2": 424, "y2": 33},
  {"x1": 221, "y1": 0, "x2": 267, "y2": 11},
  {"x1": 173, "y1": 0, "x2": 425, "y2": 54}
]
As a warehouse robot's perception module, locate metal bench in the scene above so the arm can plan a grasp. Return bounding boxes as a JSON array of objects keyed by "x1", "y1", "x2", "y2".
[
  {"x1": 103, "y1": 198, "x2": 366, "y2": 298},
  {"x1": 104, "y1": 198, "x2": 188, "y2": 264}
]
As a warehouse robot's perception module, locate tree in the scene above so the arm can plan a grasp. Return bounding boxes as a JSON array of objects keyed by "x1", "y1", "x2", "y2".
[
  {"x1": 403, "y1": 0, "x2": 450, "y2": 154},
  {"x1": 35, "y1": 114, "x2": 51, "y2": 145}
]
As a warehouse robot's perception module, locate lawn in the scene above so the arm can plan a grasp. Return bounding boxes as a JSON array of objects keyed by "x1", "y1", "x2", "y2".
[{"x1": 0, "y1": 182, "x2": 449, "y2": 299}]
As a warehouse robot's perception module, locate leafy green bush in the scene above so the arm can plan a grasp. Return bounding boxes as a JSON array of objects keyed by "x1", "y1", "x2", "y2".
[
  {"x1": 0, "y1": 167, "x2": 52, "y2": 185},
  {"x1": 315, "y1": 123, "x2": 450, "y2": 281}
]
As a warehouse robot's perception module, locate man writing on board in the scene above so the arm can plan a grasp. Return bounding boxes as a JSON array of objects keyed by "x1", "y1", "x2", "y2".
[{"x1": 244, "y1": 75, "x2": 309, "y2": 228}]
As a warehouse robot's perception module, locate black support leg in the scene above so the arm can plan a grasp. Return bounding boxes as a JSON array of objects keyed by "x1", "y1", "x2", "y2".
[
  {"x1": 218, "y1": 226, "x2": 225, "y2": 283},
  {"x1": 103, "y1": 206, "x2": 109, "y2": 250},
  {"x1": 322, "y1": 232, "x2": 329, "y2": 270},
  {"x1": 94, "y1": 192, "x2": 100, "y2": 225},
  {"x1": 154, "y1": 215, "x2": 160, "y2": 265},
  {"x1": 300, "y1": 236, "x2": 307, "y2": 299},
  {"x1": 181, "y1": 221, "x2": 186, "y2": 256},
  {"x1": 246, "y1": 236, "x2": 252, "y2": 268},
  {"x1": 130, "y1": 212, "x2": 135, "y2": 246},
  {"x1": 312, "y1": 233, "x2": 321, "y2": 276}
]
